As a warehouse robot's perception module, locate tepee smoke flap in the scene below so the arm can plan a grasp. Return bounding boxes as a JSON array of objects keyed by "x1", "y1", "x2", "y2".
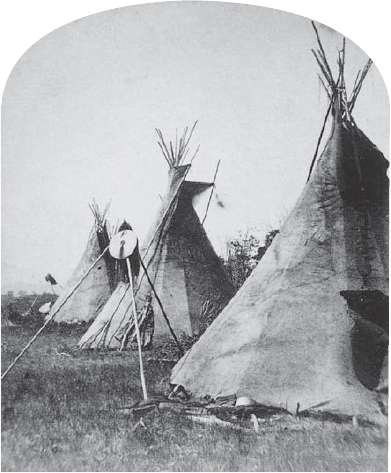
[
  {"x1": 171, "y1": 29, "x2": 389, "y2": 421},
  {"x1": 48, "y1": 203, "x2": 117, "y2": 323}
]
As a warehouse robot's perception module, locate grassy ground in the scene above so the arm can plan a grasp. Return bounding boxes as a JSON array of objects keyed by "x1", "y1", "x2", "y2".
[{"x1": 1, "y1": 325, "x2": 388, "y2": 472}]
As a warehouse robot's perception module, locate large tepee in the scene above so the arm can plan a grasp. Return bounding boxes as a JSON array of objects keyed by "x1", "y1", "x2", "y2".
[
  {"x1": 79, "y1": 126, "x2": 236, "y2": 349},
  {"x1": 171, "y1": 29, "x2": 389, "y2": 422},
  {"x1": 48, "y1": 203, "x2": 118, "y2": 323}
]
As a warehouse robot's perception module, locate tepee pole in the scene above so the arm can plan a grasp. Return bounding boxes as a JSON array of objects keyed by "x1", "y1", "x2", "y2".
[
  {"x1": 1, "y1": 248, "x2": 109, "y2": 380},
  {"x1": 138, "y1": 258, "x2": 183, "y2": 356},
  {"x1": 126, "y1": 257, "x2": 148, "y2": 401},
  {"x1": 202, "y1": 159, "x2": 221, "y2": 226},
  {"x1": 306, "y1": 101, "x2": 332, "y2": 182},
  {"x1": 118, "y1": 168, "x2": 190, "y2": 354}
]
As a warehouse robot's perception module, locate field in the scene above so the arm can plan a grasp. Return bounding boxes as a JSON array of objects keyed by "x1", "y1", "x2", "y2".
[{"x1": 1, "y1": 325, "x2": 388, "y2": 472}]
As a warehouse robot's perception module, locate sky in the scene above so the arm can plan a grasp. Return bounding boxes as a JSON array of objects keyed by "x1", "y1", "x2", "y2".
[{"x1": 1, "y1": 1, "x2": 389, "y2": 292}]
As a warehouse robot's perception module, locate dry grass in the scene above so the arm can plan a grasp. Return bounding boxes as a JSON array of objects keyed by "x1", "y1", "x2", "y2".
[{"x1": 1, "y1": 326, "x2": 388, "y2": 472}]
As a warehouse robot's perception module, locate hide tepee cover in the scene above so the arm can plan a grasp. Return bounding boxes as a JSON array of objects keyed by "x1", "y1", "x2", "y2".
[
  {"x1": 79, "y1": 139, "x2": 235, "y2": 349},
  {"x1": 171, "y1": 34, "x2": 389, "y2": 422},
  {"x1": 48, "y1": 204, "x2": 117, "y2": 323}
]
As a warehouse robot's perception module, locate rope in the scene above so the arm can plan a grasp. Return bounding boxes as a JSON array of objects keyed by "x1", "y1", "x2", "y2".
[{"x1": 1, "y1": 247, "x2": 109, "y2": 380}]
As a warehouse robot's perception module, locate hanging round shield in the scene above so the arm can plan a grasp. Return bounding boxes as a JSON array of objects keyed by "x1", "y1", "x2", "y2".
[{"x1": 109, "y1": 229, "x2": 138, "y2": 260}]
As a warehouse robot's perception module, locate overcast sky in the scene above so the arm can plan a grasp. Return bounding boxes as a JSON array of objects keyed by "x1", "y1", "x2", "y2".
[{"x1": 2, "y1": 2, "x2": 389, "y2": 291}]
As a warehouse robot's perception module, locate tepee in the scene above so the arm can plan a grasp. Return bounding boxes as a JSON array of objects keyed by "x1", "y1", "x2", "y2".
[
  {"x1": 171, "y1": 28, "x2": 389, "y2": 422},
  {"x1": 2, "y1": 307, "x2": 16, "y2": 327},
  {"x1": 79, "y1": 125, "x2": 236, "y2": 349},
  {"x1": 48, "y1": 202, "x2": 118, "y2": 323}
]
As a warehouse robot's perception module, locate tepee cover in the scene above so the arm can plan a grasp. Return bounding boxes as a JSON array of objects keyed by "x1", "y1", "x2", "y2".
[
  {"x1": 79, "y1": 164, "x2": 236, "y2": 349},
  {"x1": 48, "y1": 207, "x2": 116, "y2": 323},
  {"x1": 171, "y1": 41, "x2": 388, "y2": 421}
]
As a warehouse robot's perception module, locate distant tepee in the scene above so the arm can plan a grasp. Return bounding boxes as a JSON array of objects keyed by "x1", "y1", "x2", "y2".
[
  {"x1": 1, "y1": 308, "x2": 16, "y2": 327},
  {"x1": 48, "y1": 202, "x2": 118, "y2": 323},
  {"x1": 171, "y1": 27, "x2": 389, "y2": 422},
  {"x1": 79, "y1": 125, "x2": 235, "y2": 349}
]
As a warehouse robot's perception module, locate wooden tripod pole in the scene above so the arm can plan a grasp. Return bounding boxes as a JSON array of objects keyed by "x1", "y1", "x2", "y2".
[{"x1": 126, "y1": 257, "x2": 148, "y2": 401}]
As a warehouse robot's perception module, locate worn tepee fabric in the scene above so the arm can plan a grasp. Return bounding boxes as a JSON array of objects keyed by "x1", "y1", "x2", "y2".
[
  {"x1": 138, "y1": 164, "x2": 236, "y2": 336},
  {"x1": 171, "y1": 68, "x2": 389, "y2": 421},
  {"x1": 79, "y1": 165, "x2": 235, "y2": 349},
  {"x1": 48, "y1": 214, "x2": 115, "y2": 324}
]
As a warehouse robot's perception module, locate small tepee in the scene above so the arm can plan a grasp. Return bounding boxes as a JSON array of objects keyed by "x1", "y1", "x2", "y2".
[
  {"x1": 171, "y1": 28, "x2": 389, "y2": 422},
  {"x1": 48, "y1": 202, "x2": 118, "y2": 323},
  {"x1": 79, "y1": 125, "x2": 236, "y2": 349},
  {"x1": 2, "y1": 307, "x2": 16, "y2": 327}
]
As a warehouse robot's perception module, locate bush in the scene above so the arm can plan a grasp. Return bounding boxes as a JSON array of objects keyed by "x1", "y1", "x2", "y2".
[{"x1": 223, "y1": 229, "x2": 279, "y2": 290}]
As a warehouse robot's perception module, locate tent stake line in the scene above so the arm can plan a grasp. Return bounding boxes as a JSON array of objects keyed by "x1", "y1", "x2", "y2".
[{"x1": 1, "y1": 247, "x2": 109, "y2": 380}]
